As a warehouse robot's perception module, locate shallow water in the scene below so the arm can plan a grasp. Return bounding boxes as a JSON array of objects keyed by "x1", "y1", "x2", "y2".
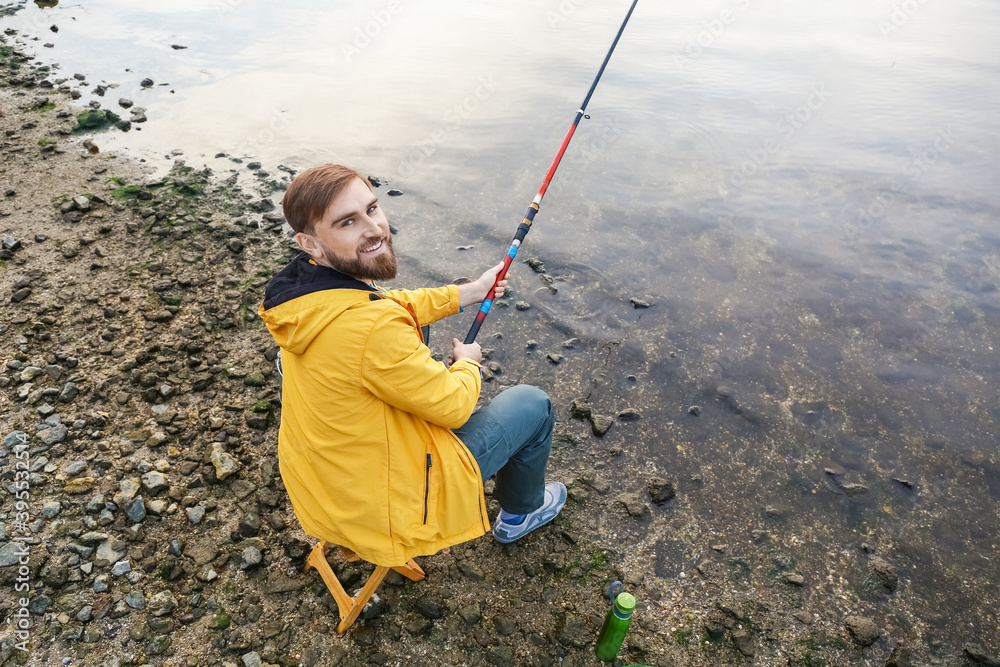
[{"x1": 5, "y1": 0, "x2": 1000, "y2": 656}]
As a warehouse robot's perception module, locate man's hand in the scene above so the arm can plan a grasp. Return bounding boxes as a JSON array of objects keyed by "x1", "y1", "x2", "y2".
[
  {"x1": 458, "y1": 262, "x2": 509, "y2": 308},
  {"x1": 451, "y1": 338, "x2": 482, "y2": 365}
]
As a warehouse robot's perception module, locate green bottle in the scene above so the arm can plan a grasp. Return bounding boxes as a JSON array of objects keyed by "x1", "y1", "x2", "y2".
[{"x1": 595, "y1": 581, "x2": 636, "y2": 662}]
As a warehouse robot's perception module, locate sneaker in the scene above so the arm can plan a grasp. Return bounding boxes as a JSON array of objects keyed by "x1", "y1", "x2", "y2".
[{"x1": 492, "y1": 482, "x2": 567, "y2": 544}]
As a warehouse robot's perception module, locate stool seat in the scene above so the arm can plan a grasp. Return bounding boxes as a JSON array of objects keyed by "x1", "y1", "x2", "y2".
[{"x1": 304, "y1": 541, "x2": 426, "y2": 632}]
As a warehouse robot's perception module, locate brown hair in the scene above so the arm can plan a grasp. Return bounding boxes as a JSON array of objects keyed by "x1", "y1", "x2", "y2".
[{"x1": 282, "y1": 164, "x2": 369, "y2": 234}]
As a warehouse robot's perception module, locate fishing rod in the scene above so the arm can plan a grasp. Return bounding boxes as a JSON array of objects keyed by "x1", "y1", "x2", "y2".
[{"x1": 464, "y1": 0, "x2": 640, "y2": 345}]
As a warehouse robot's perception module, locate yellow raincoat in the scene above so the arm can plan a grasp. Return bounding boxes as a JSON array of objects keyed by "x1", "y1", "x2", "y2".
[{"x1": 259, "y1": 254, "x2": 489, "y2": 566}]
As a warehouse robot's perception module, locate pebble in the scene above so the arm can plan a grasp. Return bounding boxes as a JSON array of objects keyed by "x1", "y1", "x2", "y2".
[
  {"x1": 126, "y1": 497, "x2": 146, "y2": 523},
  {"x1": 515, "y1": 301, "x2": 531, "y2": 311},
  {"x1": 42, "y1": 501, "x2": 61, "y2": 518},
  {"x1": 386, "y1": 189, "x2": 403, "y2": 197},
  {"x1": 93, "y1": 575, "x2": 110, "y2": 593},
  {"x1": 240, "y1": 546, "x2": 262, "y2": 570},
  {"x1": 111, "y1": 560, "x2": 131, "y2": 576},
  {"x1": 125, "y1": 590, "x2": 146, "y2": 610},
  {"x1": 186, "y1": 505, "x2": 206, "y2": 525}
]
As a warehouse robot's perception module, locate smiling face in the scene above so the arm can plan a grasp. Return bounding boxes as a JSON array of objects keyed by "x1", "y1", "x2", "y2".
[{"x1": 294, "y1": 176, "x2": 397, "y2": 283}]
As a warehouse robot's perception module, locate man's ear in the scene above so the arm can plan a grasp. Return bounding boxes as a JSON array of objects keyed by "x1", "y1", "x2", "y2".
[{"x1": 296, "y1": 232, "x2": 323, "y2": 261}]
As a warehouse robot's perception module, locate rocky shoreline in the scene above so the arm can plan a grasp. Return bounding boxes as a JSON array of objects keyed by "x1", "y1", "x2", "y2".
[{"x1": 1, "y1": 24, "x2": 998, "y2": 667}]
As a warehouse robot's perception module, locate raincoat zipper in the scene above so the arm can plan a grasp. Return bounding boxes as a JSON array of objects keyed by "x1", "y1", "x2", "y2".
[{"x1": 423, "y1": 453, "x2": 432, "y2": 525}]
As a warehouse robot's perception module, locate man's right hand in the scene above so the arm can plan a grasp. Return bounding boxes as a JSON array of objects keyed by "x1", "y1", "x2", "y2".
[{"x1": 451, "y1": 338, "x2": 482, "y2": 365}]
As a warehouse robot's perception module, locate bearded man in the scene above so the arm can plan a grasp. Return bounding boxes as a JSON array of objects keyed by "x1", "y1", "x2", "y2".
[{"x1": 258, "y1": 164, "x2": 566, "y2": 566}]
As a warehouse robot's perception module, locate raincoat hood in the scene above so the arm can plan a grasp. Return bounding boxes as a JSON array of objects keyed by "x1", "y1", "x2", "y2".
[{"x1": 260, "y1": 252, "x2": 379, "y2": 355}]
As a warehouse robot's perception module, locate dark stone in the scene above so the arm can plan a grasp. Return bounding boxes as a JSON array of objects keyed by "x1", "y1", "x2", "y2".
[
  {"x1": 417, "y1": 597, "x2": 445, "y2": 619},
  {"x1": 868, "y1": 556, "x2": 898, "y2": 591},
  {"x1": 648, "y1": 477, "x2": 676, "y2": 503},
  {"x1": 589, "y1": 414, "x2": 613, "y2": 437},
  {"x1": 386, "y1": 189, "x2": 403, "y2": 197},
  {"x1": 731, "y1": 628, "x2": 755, "y2": 656},
  {"x1": 141, "y1": 78, "x2": 154, "y2": 88},
  {"x1": 404, "y1": 613, "x2": 433, "y2": 636},
  {"x1": 485, "y1": 646, "x2": 514, "y2": 667},
  {"x1": 963, "y1": 645, "x2": 1000, "y2": 666},
  {"x1": 844, "y1": 615, "x2": 880, "y2": 647},
  {"x1": 239, "y1": 510, "x2": 261, "y2": 537},
  {"x1": 555, "y1": 612, "x2": 591, "y2": 648},
  {"x1": 569, "y1": 399, "x2": 592, "y2": 420},
  {"x1": 493, "y1": 616, "x2": 516, "y2": 636}
]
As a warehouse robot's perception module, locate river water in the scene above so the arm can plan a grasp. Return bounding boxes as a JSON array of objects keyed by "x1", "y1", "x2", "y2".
[{"x1": 5, "y1": 0, "x2": 1000, "y2": 658}]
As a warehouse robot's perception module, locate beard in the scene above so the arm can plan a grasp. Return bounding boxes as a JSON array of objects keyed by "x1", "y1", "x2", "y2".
[{"x1": 321, "y1": 234, "x2": 397, "y2": 281}]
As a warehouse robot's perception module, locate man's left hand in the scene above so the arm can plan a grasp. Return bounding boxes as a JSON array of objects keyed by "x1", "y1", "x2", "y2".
[{"x1": 458, "y1": 262, "x2": 508, "y2": 308}]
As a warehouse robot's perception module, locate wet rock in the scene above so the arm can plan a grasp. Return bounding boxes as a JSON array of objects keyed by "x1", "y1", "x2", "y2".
[
  {"x1": 238, "y1": 510, "x2": 261, "y2": 537},
  {"x1": 784, "y1": 572, "x2": 805, "y2": 586},
  {"x1": 570, "y1": 399, "x2": 592, "y2": 420},
  {"x1": 868, "y1": 556, "x2": 899, "y2": 591},
  {"x1": 555, "y1": 612, "x2": 591, "y2": 648},
  {"x1": 963, "y1": 644, "x2": 1000, "y2": 666},
  {"x1": 486, "y1": 646, "x2": 514, "y2": 667},
  {"x1": 844, "y1": 615, "x2": 880, "y2": 647},
  {"x1": 617, "y1": 493, "x2": 649, "y2": 517},
  {"x1": 526, "y1": 258, "x2": 545, "y2": 273},
  {"x1": 688, "y1": 405, "x2": 702, "y2": 415},
  {"x1": 515, "y1": 301, "x2": 531, "y2": 310},
  {"x1": 404, "y1": 613, "x2": 433, "y2": 635},
  {"x1": 458, "y1": 562, "x2": 485, "y2": 581},
  {"x1": 617, "y1": 407, "x2": 641, "y2": 421},
  {"x1": 648, "y1": 477, "x2": 676, "y2": 503},
  {"x1": 417, "y1": 597, "x2": 445, "y2": 619},
  {"x1": 839, "y1": 482, "x2": 869, "y2": 498},
  {"x1": 458, "y1": 602, "x2": 482, "y2": 626},
  {"x1": 731, "y1": 628, "x2": 755, "y2": 656},
  {"x1": 885, "y1": 642, "x2": 913, "y2": 667},
  {"x1": 629, "y1": 297, "x2": 651, "y2": 308},
  {"x1": 589, "y1": 414, "x2": 613, "y2": 437}
]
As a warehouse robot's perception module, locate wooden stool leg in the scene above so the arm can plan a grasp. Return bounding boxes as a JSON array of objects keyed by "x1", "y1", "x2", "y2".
[
  {"x1": 392, "y1": 559, "x2": 425, "y2": 582},
  {"x1": 304, "y1": 541, "x2": 421, "y2": 633},
  {"x1": 336, "y1": 565, "x2": 389, "y2": 632}
]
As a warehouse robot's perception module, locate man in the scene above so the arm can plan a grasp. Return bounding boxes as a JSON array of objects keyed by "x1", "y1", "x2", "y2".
[{"x1": 258, "y1": 164, "x2": 566, "y2": 567}]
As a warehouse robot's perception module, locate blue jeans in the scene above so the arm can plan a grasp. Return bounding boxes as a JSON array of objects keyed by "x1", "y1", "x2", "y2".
[{"x1": 453, "y1": 385, "x2": 554, "y2": 515}]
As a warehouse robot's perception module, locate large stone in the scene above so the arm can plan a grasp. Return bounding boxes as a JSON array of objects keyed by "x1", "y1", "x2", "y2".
[
  {"x1": 0, "y1": 542, "x2": 30, "y2": 567},
  {"x1": 264, "y1": 574, "x2": 303, "y2": 594},
  {"x1": 141, "y1": 471, "x2": 168, "y2": 495},
  {"x1": 126, "y1": 497, "x2": 146, "y2": 523},
  {"x1": 845, "y1": 615, "x2": 880, "y2": 647},
  {"x1": 96, "y1": 539, "x2": 128, "y2": 566},
  {"x1": 210, "y1": 443, "x2": 240, "y2": 480},
  {"x1": 37, "y1": 424, "x2": 67, "y2": 445},
  {"x1": 147, "y1": 591, "x2": 178, "y2": 617},
  {"x1": 868, "y1": 556, "x2": 898, "y2": 591},
  {"x1": 64, "y1": 477, "x2": 96, "y2": 494},
  {"x1": 648, "y1": 477, "x2": 676, "y2": 503},
  {"x1": 555, "y1": 612, "x2": 591, "y2": 648}
]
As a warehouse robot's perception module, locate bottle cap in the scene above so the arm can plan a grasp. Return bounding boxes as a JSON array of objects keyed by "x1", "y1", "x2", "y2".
[{"x1": 615, "y1": 592, "x2": 636, "y2": 615}]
